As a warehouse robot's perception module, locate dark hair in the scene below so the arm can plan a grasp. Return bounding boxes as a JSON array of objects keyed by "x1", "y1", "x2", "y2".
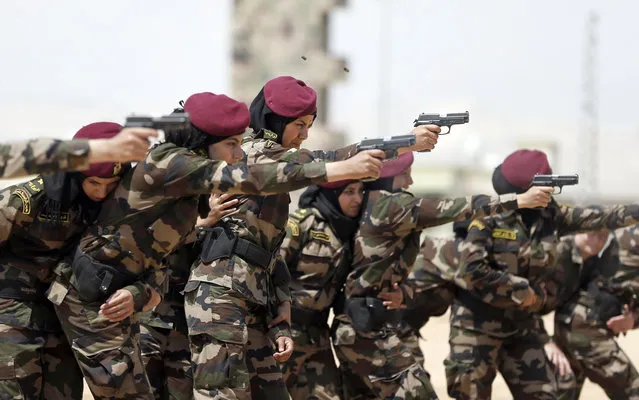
[{"x1": 163, "y1": 107, "x2": 215, "y2": 153}]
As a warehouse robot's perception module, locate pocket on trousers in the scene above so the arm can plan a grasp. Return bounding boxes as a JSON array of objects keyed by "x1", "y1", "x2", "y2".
[
  {"x1": 71, "y1": 335, "x2": 135, "y2": 392},
  {"x1": 190, "y1": 335, "x2": 249, "y2": 391},
  {"x1": 444, "y1": 358, "x2": 474, "y2": 399},
  {"x1": 0, "y1": 356, "x2": 25, "y2": 400}
]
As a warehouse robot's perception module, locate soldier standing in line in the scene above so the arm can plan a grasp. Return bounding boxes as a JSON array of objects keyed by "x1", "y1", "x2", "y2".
[
  {"x1": 0, "y1": 128, "x2": 158, "y2": 179},
  {"x1": 0, "y1": 122, "x2": 131, "y2": 400},
  {"x1": 543, "y1": 228, "x2": 639, "y2": 399},
  {"x1": 139, "y1": 193, "x2": 241, "y2": 397},
  {"x1": 48, "y1": 91, "x2": 356, "y2": 400},
  {"x1": 184, "y1": 75, "x2": 434, "y2": 400},
  {"x1": 447, "y1": 149, "x2": 639, "y2": 400},
  {"x1": 331, "y1": 151, "x2": 554, "y2": 400},
  {"x1": 279, "y1": 178, "x2": 364, "y2": 400}
]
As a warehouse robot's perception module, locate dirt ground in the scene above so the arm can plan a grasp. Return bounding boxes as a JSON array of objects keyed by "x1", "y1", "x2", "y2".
[{"x1": 82, "y1": 311, "x2": 638, "y2": 399}]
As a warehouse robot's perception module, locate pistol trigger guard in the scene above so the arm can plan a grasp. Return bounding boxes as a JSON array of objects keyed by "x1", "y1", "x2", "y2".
[
  {"x1": 438, "y1": 126, "x2": 451, "y2": 135},
  {"x1": 556, "y1": 187, "x2": 563, "y2": 195}
]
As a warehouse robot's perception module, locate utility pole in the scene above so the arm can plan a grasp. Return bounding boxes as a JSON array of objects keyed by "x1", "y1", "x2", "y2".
[{"x1": 581, "y1": 11, "x2": 599, "y2": 195}]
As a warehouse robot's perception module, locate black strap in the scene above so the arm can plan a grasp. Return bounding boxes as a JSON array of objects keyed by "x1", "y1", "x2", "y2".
[{"x1": 234, "y1": 237, "x2": 272, "y2": 269}]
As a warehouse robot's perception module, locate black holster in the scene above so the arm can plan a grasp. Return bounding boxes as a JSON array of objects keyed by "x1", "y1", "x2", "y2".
[
  {"x1": 71, "y1": 250, "x2": 138, "y2": 304},
  {"x1": 344, "y1": 297, "x2": 403, "y2": 332}
]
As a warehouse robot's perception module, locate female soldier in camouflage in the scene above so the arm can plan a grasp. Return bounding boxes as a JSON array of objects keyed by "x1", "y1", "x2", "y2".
[
  {"x1": 279, "y1": 179, "x2": 364, "y2": 399},
  {"x1": 448, "y1": 149, "x2": 639, "y2": 400},
  {"x1": 0, "y1": 122, "x2": 130, "y2": 400},
  {"x1": 49, "y1": 91, "x2": 371, "y2": 400},
  {"x1": 184, "y1": 75, "x2": 438, "y2": 400},
  {"x1": 138, "y1": 135, "x2": 244, "y2": 400}
]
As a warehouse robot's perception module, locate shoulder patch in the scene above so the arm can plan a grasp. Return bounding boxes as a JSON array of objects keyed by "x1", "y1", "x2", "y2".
[
  {"x1": 286, "y1": 220, "x2": 300, "y2": 237},
  {"x1": 468, "y1": 219, "x2": 486, "y2": 231},
  {"x1": 26, "y1": 178, "x2": 43, "y2": 195},
  {"x1": 290, "y1": 208, "x2": 311, "y2": 222},
  {"x1": 311, "y1": 230, "x2": 331, "y2": 243},
  {"x1": 14, "y1": 188, "x2": 32, "y2": 215},
  {"x1": 263, "y1": 131, "x2": 278, "y2": 140},
  {"x1": 492, "y1": 228, "x2": 517, "y2": 240},
  {"x1": 264, "y1": 141, "x2": 276, "y2": 149}
]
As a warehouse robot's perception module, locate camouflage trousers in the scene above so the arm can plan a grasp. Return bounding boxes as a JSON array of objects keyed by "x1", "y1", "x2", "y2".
[
  {"x1": 553, "y1": 304, "x2": 639, "y2": 400},
  {"x1": 332, "y1": 319, "x2": 438, "y2": 400},
  {"x1": 396, "y1": 325, "x2": 424, "y2": 367},
  {"x1": 139, "y1": 324, "x2": 193, "y2": 400},
  {"x1": 281, "y1": 322, "x2": 342, "y2": 400},
  {"x1": 184, "y1": 281, "x2": 289, "y2": 400},
  {"x1": 52, "y1": 285, "x2": 153, "y2": 400},
  {"x1": 445, "y1": 325, "x2": 557, "y2": 400},
  {"x1": 0, "y1": 323, "x2": 83, "y2": 400}
]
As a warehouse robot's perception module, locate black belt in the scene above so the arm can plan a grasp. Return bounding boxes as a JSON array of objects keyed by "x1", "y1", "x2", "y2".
[
  {"x1": 291, "y1": 307, "x2": 330, "y2": 327},
  {"x1": 0, "y1": 280, "x2": 47, "y2": 302},
  {"x1": 200, "y1": 226, "x2": 274, "y2": 270}
]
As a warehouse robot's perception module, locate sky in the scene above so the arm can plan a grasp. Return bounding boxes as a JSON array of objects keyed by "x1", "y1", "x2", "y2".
[{"x1": 1, "y1": 0, "x2": 638, "y2": 198}]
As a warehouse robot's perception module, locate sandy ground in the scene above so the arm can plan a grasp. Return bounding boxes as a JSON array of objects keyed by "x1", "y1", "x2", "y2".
[{"x1": 82, "y1": 311, "x2": 638, "y2": 399}]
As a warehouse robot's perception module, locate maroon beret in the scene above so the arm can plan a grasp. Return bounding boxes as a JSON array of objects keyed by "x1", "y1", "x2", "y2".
[
  {"x1": 264, "y1": 76, "x2": 317, "y2": 118},
  {"x1": 379, "y1": 152, "x2": 414, "y2": 178},
  {"x1": 501, "y1": 149, "x2": 552, "y2": 189},
  {"x1": 320, "y1": 179, "x2": 357, "y2": 190},
  {"x1": 184, "y1": 92, "x2": 250, "y2": 137},
  {"x1": 73, "y1": 122, "x2": 127, "y2": 178}
]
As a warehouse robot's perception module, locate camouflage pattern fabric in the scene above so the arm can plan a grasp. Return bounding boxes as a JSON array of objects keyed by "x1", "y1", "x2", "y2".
[
  {"x1": 139, "y1": 324, "x2": 193, "y2": 400},
  {"x1": 139, "y1": 243, "x2": 199, "y2": 400},
  {"x1": 344, "y1": 190, "x2": 519, "y2": 302},
  {"x1": 0, "y1": 177, "x2": 93, "y2": 400},
  {"x1": 0, "y1": 323, "x2": 84, "y2": 400},
  {"x1": 279, "y1": 206, "x2": 349, "y2": 399},
  {"x1": 402, "y1": 235, "x2": 465, "y2": 336},
  {"x1": 332, "y1": 320, "x2": 437, "y2": 400},
  {"x1": 280, "y1": 206, "x2": 350, "y2": 313},
  {"x1": 0, "y1": 138, "x2": 90, "y2": 179},
  {"x1": 448, "y1": 201, "x2": 639, "y2": 399},
  {"x1": 548, "y1": 233, "x2": 639, "y2": 399},
  {"x1": 189, "y1": 132, "x2": 357, "y2": 341},
  {"x1": 184, "y1": 282, "x2": 289, "y2": 400},
  {"x1": 333, "y1": 190, "x2": 518, "y2": 398},
  {"x1": 76, "y1": 140, "x2": 330, "y2": 306},
  {"x1": 52, "y1": 286, "x2": 152, "y2": 400},
  {"x1": 445, "y1": 318, "x2": 557, "y2": 400},
  {"x1": 281, "y1": 323, "x2": 342, "y2": 400},
  {"x1": 553, "y1": 305, "x2": 639, "y2": 400}
]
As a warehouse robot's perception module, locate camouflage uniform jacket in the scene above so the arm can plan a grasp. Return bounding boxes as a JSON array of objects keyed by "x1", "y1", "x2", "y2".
[
  {"x1": 344, "y1": 190, "x2": 519, "y2": 302},
  {"x1": 189, "y1": 132, "x2": 357, "y2": 308},
  {"x1": 402, "y1": 236, "x2": 466, "y2": 334},
  {"x1": 280, "y1": 207, "x2": 348, "y2": 312},
  {"x1": 68, "y1": 141, "x2": 329, "y2": 304},
  {"x1": 456, "y1": 201, "x2": 639, "y2": 336},
  {"x1": 0, "y1": 138, "x2": 90, "y2": 179},
  {"x1": 0, "y1": 177, "x2": 87, "y2": 331}
]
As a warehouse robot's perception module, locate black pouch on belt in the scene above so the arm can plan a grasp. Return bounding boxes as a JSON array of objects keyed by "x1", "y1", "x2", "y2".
[
  {"x1": 344, "y1": 297, "x2": 402, "y2": 332},
  {"x1": 71, "y1": 251, "x2": 138, "y2": 304}
]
